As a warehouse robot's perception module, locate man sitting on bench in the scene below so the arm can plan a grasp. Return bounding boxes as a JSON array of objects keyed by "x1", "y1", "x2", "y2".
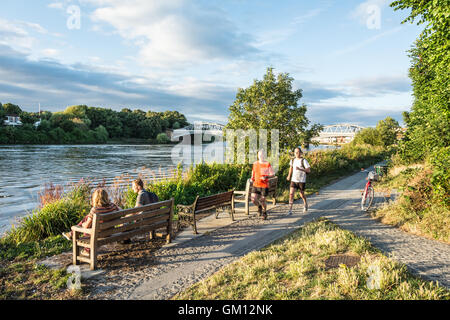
[
  {"x1": 121, "y1": 178, "x2": 159, "y2": 244},
  {"x1": 133, "y1": 178, "x2": 159, "y2": 207}
]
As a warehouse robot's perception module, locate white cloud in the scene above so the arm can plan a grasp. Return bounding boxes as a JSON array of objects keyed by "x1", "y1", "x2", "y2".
[
  {"x1": 48, "y1": 2, "x2": 64, "y2": 10},
  {"x1": 90, "y1": 0, "x2": 258, "y2": 68}
]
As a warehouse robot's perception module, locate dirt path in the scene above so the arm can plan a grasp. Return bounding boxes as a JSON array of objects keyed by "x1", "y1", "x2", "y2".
[{"x1": 80, "y1": 165, "x2": 449, "y2": 299}]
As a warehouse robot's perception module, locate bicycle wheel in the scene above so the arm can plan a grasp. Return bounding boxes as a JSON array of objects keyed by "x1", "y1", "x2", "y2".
[{"x1": 361, "y1": 185, "x2": 374, "y2": 211}]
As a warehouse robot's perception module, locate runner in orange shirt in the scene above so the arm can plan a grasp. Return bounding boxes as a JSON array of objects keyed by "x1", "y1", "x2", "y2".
[{"x1": 251, "y1": 149, "x2": 275, "y2": 220}]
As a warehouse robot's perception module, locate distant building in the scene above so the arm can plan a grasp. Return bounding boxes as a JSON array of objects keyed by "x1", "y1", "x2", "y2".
[{"x1": 4, "y1": 115, "x2": 22, "y2": 126}]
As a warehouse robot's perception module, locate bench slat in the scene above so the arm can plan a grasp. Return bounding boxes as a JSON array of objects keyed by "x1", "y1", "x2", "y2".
[
  {"x1": 196, "y1": 196, "x2": 231, "y2": 207},
  {"x1": 98, "y1": 213, "x2": 170, "y2": 238},
  {"x1": 76, "y1": 256, "x2": 91, "y2": 264},
  {"x1": 97, "y1": 221, "x2": 169, "y2": 246},
  {"x1": 99, "y1": 207, "x2": 171, "y2": 231},
  {"x1": 98, "y1": 200, "x2": 172, "y2": 222}
]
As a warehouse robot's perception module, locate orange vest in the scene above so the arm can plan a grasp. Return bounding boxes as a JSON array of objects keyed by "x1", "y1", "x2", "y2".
[{"x1": 252, "y1": 161, "x2": 273, "y2": 188}]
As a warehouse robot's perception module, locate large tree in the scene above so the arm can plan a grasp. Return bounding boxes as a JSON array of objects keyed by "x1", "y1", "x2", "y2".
[
  {"x1": 391, "y1": 0, "x2": 450, "y2": 162},
  {"x1": 227, "y1": 67, "x2": 322, "y2": 151}
]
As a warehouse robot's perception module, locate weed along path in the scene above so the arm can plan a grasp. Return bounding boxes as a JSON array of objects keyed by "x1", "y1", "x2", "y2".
[{"x1": 84, "y1": 165, "x2": 449, "y2": 299}]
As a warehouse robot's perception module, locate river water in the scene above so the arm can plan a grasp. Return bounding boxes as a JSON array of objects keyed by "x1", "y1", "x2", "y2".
[{"x1": 0, "y1": 143, "x2": 337, "y2": 235}]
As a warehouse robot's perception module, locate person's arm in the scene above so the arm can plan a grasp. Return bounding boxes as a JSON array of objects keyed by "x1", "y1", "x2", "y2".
[
  {"x1": 267, "y1": 163, "x2": 275, "y2": 177},
  {"x1": 287, "y1": 160, "x2": 293, "y2": 181},
  {"x1": 287, "y1": 166, "x2": 293, "y2": 181},
  {"x1": 81, "y1": 214, "x2": 93, "y2": 229}
]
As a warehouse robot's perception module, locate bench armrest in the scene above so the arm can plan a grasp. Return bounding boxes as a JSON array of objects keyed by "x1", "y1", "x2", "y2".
[
  {"x1": 177, "y1": 204, "x2": 194, "y2": 214},
  {"x1": 71, "y1": 225, "x2": 93, "y2": 234},
  {"x1": 233, "y1": 190, "x2": 247, "y2": 195}
]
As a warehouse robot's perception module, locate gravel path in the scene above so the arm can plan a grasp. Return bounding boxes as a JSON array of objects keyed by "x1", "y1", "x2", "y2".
[{"x1": 85, "y1": 166, "x2": 450, "y2": 299}]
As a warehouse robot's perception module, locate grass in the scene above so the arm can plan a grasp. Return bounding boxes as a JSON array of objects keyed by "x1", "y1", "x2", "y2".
[
  {"x1": 174, "y1": 219, "x2": 449, "y2": 300},
  {"x1": 0, "y1": 259, "x2": 83, "y2": 300},
  {"x1": 373, "y1": 164, "x2": 450, "y2": 243}
]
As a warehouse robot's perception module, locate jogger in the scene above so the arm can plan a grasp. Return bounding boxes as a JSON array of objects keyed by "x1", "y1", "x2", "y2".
[{"x1": 286, "y1": 147, "x2": 310, "y2": 214}]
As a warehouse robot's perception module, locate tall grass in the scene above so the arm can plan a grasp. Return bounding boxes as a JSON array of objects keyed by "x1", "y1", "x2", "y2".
[{"x1": 373, "y1": 164, "x2": 450, "y2": 243}]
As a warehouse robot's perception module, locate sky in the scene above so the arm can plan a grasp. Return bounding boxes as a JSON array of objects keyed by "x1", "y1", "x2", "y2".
[{"x1": 0, "y1": 0, "x2": 423, "y2": 127}]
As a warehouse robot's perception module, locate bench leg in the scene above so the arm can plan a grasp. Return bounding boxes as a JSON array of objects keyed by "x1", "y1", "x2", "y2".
[{"x1": 72, "y1": 231, "x2": 79, "y2": 266}]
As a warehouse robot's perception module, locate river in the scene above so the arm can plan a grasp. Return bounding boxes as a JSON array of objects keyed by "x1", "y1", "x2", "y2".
[{"x1": 0, "y1": 143, "x2": 337, "y2": 235}]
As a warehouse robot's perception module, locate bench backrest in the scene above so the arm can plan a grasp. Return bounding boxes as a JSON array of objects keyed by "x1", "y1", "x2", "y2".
[
  {"x1": 246, "y1": 176, "x2": 278, "y2": 195},
  {"x1": 194, "y1": 190, "x2": 234, "y2": 212},
  {"x1": 93, "y1": 199, "x2": 174, "y2": 246}
]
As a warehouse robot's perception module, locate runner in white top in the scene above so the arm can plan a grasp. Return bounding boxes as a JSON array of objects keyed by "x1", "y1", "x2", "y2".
[{"x1": 286, "y1": 147, "x2": 311, "y2": 214}]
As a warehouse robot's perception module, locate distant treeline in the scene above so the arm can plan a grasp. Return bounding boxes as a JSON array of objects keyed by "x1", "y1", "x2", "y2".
[{"x1": 0, "y1": 103, "x2": 189, "y2": 144}]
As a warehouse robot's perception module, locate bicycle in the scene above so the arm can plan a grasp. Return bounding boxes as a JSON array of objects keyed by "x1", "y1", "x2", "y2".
[{"x1": 361, "y1": 170, "x2": 379, "y2": 211}]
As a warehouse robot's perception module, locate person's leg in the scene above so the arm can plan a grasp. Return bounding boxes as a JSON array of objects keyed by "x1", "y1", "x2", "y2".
[
  {"x1": 251, "y1": 192, "x2": 260, "y2": 207},
  {"x1": 261, "y1": 188, "x2": 269, "y2": 219},
  {"x1": 289, "y1": 186, "x2": 296, "y2": 214},
  {"x1": 299, "y1": 189, "x2": 308, "y2": 212}
]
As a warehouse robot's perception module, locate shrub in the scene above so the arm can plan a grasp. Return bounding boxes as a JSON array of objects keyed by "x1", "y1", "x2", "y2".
[{"x1": 156, "y1": 133, "x2": 171, "y2": 144}]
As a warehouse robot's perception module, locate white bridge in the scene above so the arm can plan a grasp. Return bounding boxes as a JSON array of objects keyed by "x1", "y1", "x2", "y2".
[
  {"x1": 171, "y1": 121, "x2": 225, "y2": 141},
  {"x1": 312, "y1": 124, "x2": 365, "y2": 144}
]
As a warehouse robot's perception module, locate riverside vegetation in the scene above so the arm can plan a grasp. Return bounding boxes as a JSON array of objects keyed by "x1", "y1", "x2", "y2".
[
  {"x1": 0, "y1": 143, "x2": 388, "y2": 299},
  {"x1": 0, "y1": 103, "x2": 188, "y2": 144}
]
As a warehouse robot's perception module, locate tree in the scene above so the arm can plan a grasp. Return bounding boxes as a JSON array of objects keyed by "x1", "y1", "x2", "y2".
[
  {"x1": 94, "y1": 125, "x2": 109, "y2": 143},
  {"x1": 156, "y1": 132, "x2": 171, "y2": 144},
  {"x1": 2, "y1": 103, "x2": 22, "y2": 115},
  {"x1": 391, "y1": 0, "x2": 450, "y2": 162},
  {"x1": 376, "y1": 117, "x2": 400, "y2": 147},
  {"x1": 227, "y1": 67, "x2": 322, "y2": 151},
  {"x1": 352, "y1": 127, "x2": 383, "y2": 146}
]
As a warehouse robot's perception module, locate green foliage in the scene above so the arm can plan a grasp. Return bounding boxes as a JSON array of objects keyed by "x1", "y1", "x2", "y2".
[
  {"x1": 2, "y1": 103, "x2": 22, "y2": 115},
  {"x1": 429, "y1": 146, "x2": 450, "y2": 207},
  {"x1": 376, "y1": 117, "x2": 400, "y2": 147},
  {"x1": 0, "y1": 103, "x2": 189, "y2": 145},
  {"x1": 5, "y1": 198, "x2": 90, "y2": 244},
  {"x1": 352, "y1": 128, "x2": 383, "y2": 146},
  {"x1": 156, "y1": 133, "x2": 171, "y2": 144},
  {"x1": 352, "y1": 117, "x2": 400, "y2": 147},
  {"x1": 390, "y1": 0, "x2": 450, "y2": 205},
  {"x1": 227, "y1": 67, "x2": 322, "y2": 151}
]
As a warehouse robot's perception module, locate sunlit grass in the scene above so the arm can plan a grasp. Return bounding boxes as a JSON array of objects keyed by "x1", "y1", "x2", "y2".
[{"x1": 174, "y1": 219, "x2": 449, "y2": 300}]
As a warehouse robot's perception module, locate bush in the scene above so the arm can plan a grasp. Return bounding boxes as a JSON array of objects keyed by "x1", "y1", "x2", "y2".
[{"x1": 156, "y1": 133, "x2": 171, "y2": 144}]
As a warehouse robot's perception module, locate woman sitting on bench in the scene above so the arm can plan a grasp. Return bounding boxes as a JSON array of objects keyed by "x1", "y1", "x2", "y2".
[{"x1": 62, "y1": 188, "x2": 120, "y2": 242}]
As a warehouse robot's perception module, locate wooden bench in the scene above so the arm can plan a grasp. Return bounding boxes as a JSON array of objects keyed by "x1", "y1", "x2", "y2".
[
  {"x1": 176, "y1": 190, "x2": 235, "y2": 234},
  {"x1": 234, "y1": 177, "x2": 278, "y2": 215},
  {"x1": 71, "y1": 199, "x2": 174, "y2": 270}
]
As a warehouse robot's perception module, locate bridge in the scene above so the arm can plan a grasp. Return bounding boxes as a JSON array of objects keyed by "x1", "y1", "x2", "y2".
[
  {"x1": 171, "y1": 121, "x2": 225, "y2": 141},
  {"x1": 312, "y1": 124, "x2": 365, "y2": 144}
]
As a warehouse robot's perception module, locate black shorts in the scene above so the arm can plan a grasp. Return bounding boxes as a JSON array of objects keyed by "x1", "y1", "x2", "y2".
[
  {"x1": 251, "y1": 187, "x2": 269, "y2": 197},
  {"x1": 290, "y1": 182, "x2": 306, "y2": 191}
]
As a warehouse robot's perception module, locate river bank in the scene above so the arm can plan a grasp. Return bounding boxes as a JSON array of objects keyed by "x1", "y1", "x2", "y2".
[{"x1": 0, "y1": 143, "x2": 391, "y2": 299}]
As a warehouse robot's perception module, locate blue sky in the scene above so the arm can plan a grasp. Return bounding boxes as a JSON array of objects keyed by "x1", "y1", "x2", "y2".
[{"x1": 0, "y1": 0, "x2": 423, "y2": 127}]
